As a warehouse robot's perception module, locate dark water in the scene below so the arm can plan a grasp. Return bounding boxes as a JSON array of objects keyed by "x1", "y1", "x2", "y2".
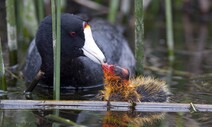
[{"x1": 1, "y1": 48, "x2": 212, "y2": 127}]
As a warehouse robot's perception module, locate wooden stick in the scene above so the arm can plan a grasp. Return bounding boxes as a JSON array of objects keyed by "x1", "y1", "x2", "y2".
[
  {"x1": 0, "y1": 100, "x2": 212, "y2": 112},
  {"x1": 24, "y1": 70, "x2": 44, "y2": 93}
]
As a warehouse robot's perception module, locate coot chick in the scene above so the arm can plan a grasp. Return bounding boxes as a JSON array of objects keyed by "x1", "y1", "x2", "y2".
[
  {"x1": 100, "y1": 63, "x2": 170, "y2": 102},
  {"x1": 23, "y1": 13, "x2": 135, "y2": 89}
]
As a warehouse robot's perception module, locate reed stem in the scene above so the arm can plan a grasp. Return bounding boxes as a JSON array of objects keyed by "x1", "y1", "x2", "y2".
[
  {"x1": 0, "y1": 38, "x2": 7, "y2": 91},
  {"x1": 6, "y1": 0, "x2": 18, "y2": 66},
  {"x1": 51, "y1": 0, "x2": 61, "y2": 100},
  {"x1": 16, "y1": 0, "x2": 23, "y2": 41},
  {"x1": 108, "y1": 0, "x2": 119, "y2": 23},
  {"x1": 23, "y1": 0, "x2": 38, "y2": 37},
  {"x1": 37, "y1": 0, "x2": 44, "y2": 23},
  {"x1": 55, "y1": 0, "x2": 61, "y2": 100},
  {"x1": 165, "y1": 0, "x2": 175, "y2": 63},
  {"x1": 135, "y1": 0, "x2": 144, "y2": 75},
  {"x1": 51, "y1": 0, "x2": 57, "y2": 99}
]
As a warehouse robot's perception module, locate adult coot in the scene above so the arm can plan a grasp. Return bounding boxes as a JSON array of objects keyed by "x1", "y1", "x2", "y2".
[{"x1": 23, "y1": 13, "x2": 135, "y2": 89}]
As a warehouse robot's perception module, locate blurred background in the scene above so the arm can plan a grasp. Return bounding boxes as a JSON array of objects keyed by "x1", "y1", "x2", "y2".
[
  {"x1": 0, "y1": 0, "x2": 211, "y2": 72},
  {"x1": 0, "y1": 0, "x2": 212, "y2": 127}
]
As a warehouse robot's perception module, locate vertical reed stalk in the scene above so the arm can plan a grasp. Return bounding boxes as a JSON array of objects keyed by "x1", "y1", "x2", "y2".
[
  {"x1": 0, "y1": 38, "x2": 7, "y2": 91},
  {"x1": 51, "y1": 0, "x2": 57, "y2": 99},
  {"x1": 135, "y1": 0, "x2": 144, "y2": 75},
  {"x1": 6, "y1": 0, "x2": 18, "y2": 66},
  {"x1": 165, "y1": 0, "x2": 174, "y2": 63},
  {"x1": 60, "y1": 0, "x2": 66, "y2": 12},
  {"x1": 120, "y1": 0, "x2": 131, "y2": 23},
  {"x1": 37, "y1": 0, "x2": 44, "y2": 23},
  {"x1": 108, "y1": 0, "x2": 119, "y2": 23},
  {"x1": 23, "y1": 0, "x2": 38, "y2": 37},
  {"x1": 51, "y1": 0, "x2": 61, "y2": 100},
  {"x1": 55, "y1": 0, "x2": 61, "y2": 100},
  {"x1": 121, "y1": 0, "x2": 130, "y2": 15},
  {"x1": 53, "y1": 109, "x2": 60, "y2": 127},
  {"x1": 16, "y1": 0, "x2": 23, "y2": 41}
]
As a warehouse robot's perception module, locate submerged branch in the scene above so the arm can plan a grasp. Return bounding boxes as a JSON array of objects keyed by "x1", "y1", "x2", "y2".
[
  {"x1": 144, "y1": 65, "x2": 212, "y2": 79},
  {"x1": 24, "y1": 70, "x2": 44, "y2": 93},
  {"x1": 144, "y1": 65, "x2": 192, "y2": 77},
  {"x1": 0, "y1": 100, "x2": 212, "y2": 112},
  {"x1": 46, "y1": 114, "x2": 81, "y2": 127},
  {"x1": 5, "y1": 68, "x2": 20, "y2": 79}
]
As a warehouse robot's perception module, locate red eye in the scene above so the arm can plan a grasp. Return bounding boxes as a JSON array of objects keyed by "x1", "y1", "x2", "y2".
[{"x1": 69, "y1": 32, "x2": 77, "y2": 37}]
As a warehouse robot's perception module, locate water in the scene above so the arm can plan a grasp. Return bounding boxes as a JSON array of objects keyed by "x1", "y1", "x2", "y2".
[{"x1": 0, "y1": 48, "x2": 212, "y2": 127}]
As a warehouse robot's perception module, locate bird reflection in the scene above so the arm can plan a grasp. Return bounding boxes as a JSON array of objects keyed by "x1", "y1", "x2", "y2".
[{"x1": 102, "y1": 111, "x2": 165, "y2": 127}]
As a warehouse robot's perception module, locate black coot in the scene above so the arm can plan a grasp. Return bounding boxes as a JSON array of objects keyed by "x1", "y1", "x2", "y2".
[{"x1": 23, "y1": 13, "x2": 135, "y2": 89}]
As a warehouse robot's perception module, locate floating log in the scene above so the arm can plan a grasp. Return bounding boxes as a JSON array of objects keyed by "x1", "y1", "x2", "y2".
[{"x1": 0, "y1": 100, "x2": 212, "y2": 112}]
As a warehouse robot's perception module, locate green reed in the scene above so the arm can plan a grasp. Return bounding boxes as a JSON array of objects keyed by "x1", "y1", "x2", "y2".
[
  {"x1": 0, "y1": 38, "x2": 7, "y2": 91},
  {"x1": 135, "y1": 0, "x2": 144, "y2": 75},
  {"x1": 165, "y1": 0, "x2": 175, "y2": 63},
  {"x1": 51, "y1": 0, "x2": 61, "y2": 100},
  {"x1": 6, "y1": 0, "x2": 18, "y2": 66},
  {"x1": 108, "y1": 0, "x2": 119, "y2": 23},
  {"x1": 37, "y1": 0, "x2": 44, "y2": 23}
]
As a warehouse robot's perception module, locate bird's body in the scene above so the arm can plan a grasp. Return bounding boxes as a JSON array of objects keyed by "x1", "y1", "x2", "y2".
[
  {"x1": 23, "y1": 14, "x2": 135, "y2": 89},
  {"x1": 100, "y1": 64, "x2": 170, "y2": 102}
]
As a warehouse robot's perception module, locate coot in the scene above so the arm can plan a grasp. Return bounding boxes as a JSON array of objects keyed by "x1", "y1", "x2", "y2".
[
  {"x1": 23, "y1": 13, "x2": 135, "y2": 89},
  {"x1": 99, "y1": 63, "x2": 170, "y2": 102}
]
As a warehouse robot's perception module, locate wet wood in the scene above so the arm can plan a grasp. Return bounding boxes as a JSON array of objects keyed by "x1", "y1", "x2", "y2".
[
  {"x1": 24, "y1": 70, "x2": 44, "y2": 93},
  {"x1": 0, "y1": 100, "x2": 212, "y2": 112}
]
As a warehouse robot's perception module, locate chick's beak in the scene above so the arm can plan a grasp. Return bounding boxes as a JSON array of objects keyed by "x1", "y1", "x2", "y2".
[
  {"x1": 82, "y1": 24, "x2": 106, "y2": 64},
  {"x1": 101, "y1": 63, "x2": 108, "y2": 71},
  {"x1": 102, "y1": 63, "x2": 130, "y2": 80},
  {"x1": 101, "y1": 63, "x2": 114, "y2": 73}
]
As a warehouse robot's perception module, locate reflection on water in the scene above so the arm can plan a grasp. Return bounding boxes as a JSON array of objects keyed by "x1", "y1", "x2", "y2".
[
  {"x1": 0, "y1": 109, "x2": 166, "y2": 127},
  {"x1": 100, "y1": 111, "x2": 164, "y2": 127},
  {"x1": 1, "y1": 107, "x2": 211, "y2": 127}
]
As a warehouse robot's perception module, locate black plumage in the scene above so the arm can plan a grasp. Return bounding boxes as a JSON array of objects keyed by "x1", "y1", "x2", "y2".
[{"x1": 23, "y1": 13, "x2": 135, "y2": 89}]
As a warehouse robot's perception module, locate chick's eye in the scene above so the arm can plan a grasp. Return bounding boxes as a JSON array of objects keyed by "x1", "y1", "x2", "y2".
[{"x1": 69, "y1": 32, "x2": 77, "y2": 37}]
